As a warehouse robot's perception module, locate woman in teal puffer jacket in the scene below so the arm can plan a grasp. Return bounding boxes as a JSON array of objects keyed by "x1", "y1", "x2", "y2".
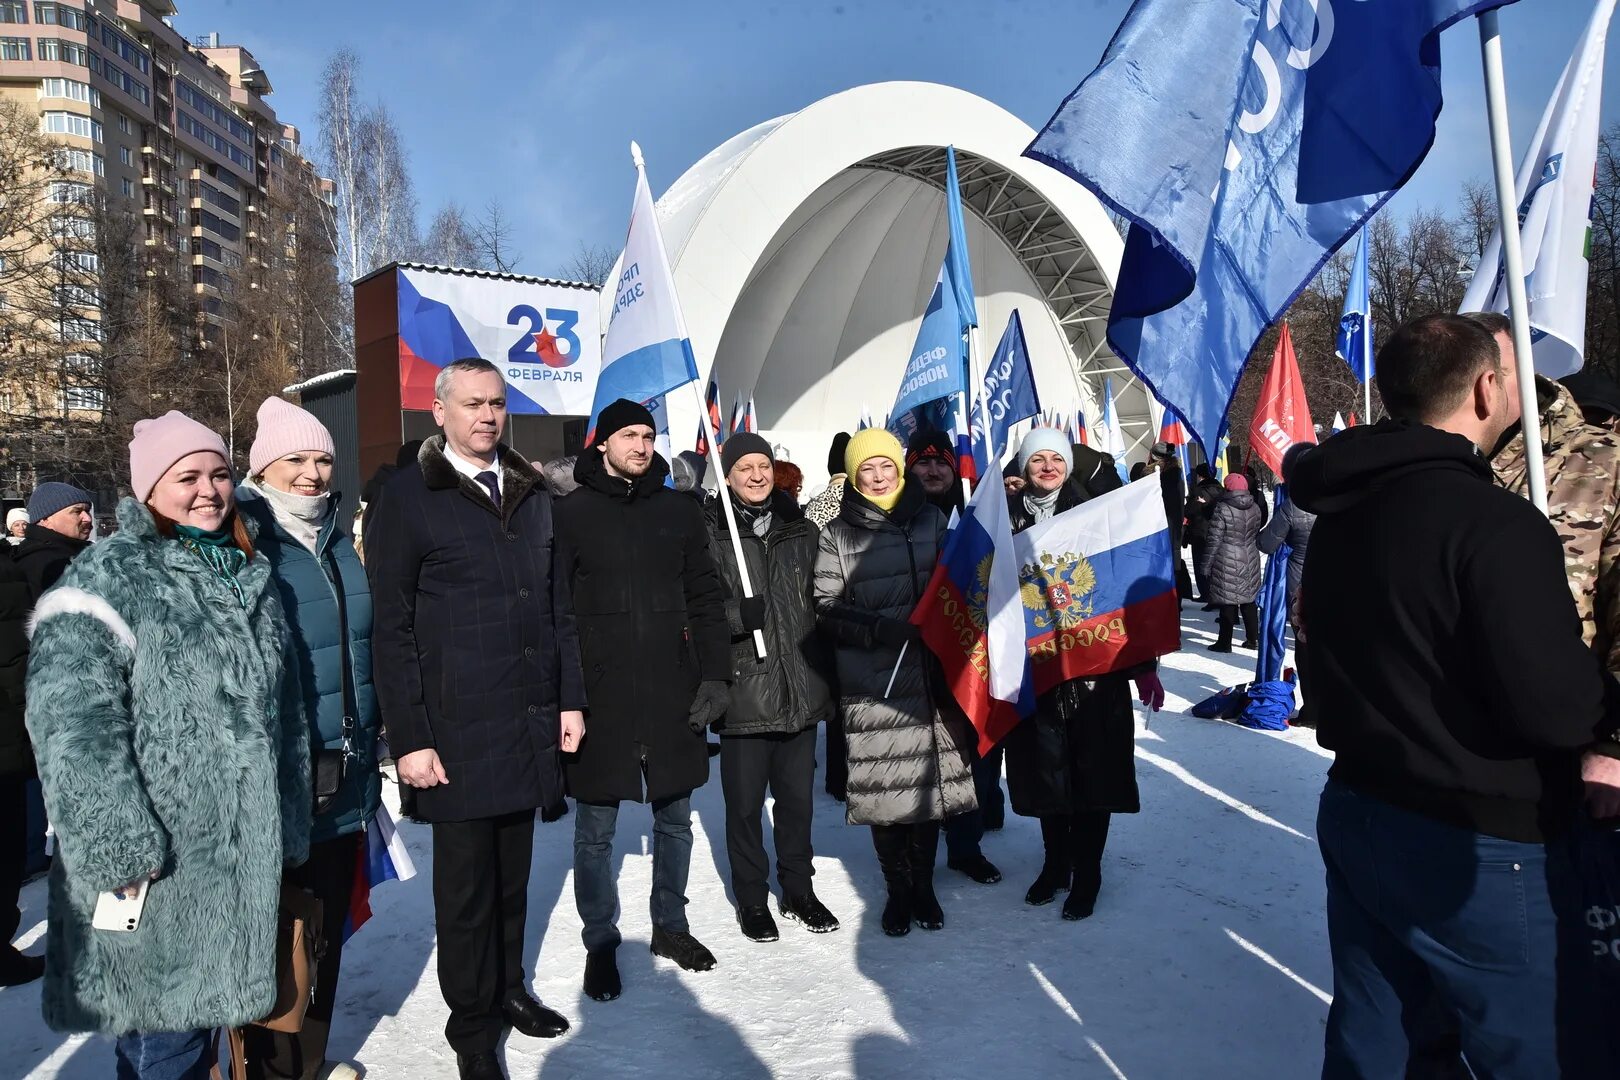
[
  {"x1": 236, "y1": 397, "x2": 379, "y2": 1080},
  {"x1": 26, "y1": 411, "x2": 310, "y2": 1080}
]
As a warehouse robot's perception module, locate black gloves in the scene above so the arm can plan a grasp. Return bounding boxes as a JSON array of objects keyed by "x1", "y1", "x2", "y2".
[
  {"x1": 738, "y1": 595, "x2": 767, "y2": 633},
  {"x1": 873, "y1": 617, "x2": 918, "y2": 649},
  {"x1": 688, "y1": 679, "x2": 731, "y2": 733}
]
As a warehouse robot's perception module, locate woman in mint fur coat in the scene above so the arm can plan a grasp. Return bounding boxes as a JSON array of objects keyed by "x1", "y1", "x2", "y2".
[{"x1": 25, "y1": 411, "x2": 310, "y2": 1080}]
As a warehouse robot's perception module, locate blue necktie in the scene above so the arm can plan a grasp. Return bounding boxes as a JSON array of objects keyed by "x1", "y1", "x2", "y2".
[{"x1": 475, "y1": 470, "x2": 500, "y2": 510}]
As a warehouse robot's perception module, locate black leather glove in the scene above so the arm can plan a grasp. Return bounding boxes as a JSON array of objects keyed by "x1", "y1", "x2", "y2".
[
  {"x1": 873, "y1": 617, "x2": 918, "y2": 649},
  {"x1": 738, "y1": 595, "x2": 767, "y2": 633},
  {"x1": 688, "y1": 679, "x2": 730, "y2": 733}
]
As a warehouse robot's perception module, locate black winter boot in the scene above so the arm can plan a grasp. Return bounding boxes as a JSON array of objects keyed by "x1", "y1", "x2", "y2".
[
  {"x1": 871, "y1": 825, "x2": 912, "y2": 936},
  {"x1": 1063, "y1": 812, "x2": 1111, "y2": 921},
  {"x1": 1027, "y1": 816, "x2": 1074, "y2": 906},
  {"x1": 908, "y1": 823, "x2": 945, "y2": 931}
]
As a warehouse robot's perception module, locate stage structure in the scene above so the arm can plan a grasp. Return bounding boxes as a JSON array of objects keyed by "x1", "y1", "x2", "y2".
[{"x1": 610, "y1": 81, "x2": 1142, "y2": 487}]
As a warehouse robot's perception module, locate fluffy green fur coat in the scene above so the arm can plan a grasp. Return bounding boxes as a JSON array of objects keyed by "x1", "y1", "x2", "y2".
[{"x1": 25, "y1": 498, "x2": 311, "y2": 1035}]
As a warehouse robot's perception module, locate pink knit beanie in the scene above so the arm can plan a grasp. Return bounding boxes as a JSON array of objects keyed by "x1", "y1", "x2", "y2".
[
  {"x1": 128, "y1": 411, "x2": 230, "y2": 502},
  {"x1": 249, "y1": 397, "x2": 335, "y2": 478}
]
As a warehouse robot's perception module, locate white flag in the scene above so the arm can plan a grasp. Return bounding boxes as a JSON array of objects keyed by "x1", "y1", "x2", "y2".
[{"x1": 1460, "y1": 0, "x2": 1614, "y2": 378}]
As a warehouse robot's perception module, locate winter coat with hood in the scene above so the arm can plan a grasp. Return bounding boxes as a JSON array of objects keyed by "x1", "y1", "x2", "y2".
[
  {"x1": 1003, "y1": 478, "x2": 1142, "y2": 818},
  {"x1": 812, "y1": 479, "x2": 977, "y2": 826},
  {"x1": 0, "y1": 544, "x2": 30, "y2": 778},
  {"x1": 554, "y1": 449, "x2": 730, "y2": 804},
  {"x1": 1258, "y1": 495, "x2": 1315, "y2": 605},
  {"x1": 367, "y1": 438, "x2": 584, "y2": 824},
  {"x1": 239, "y1": 485, "x2": 380, "y2": 843},
  {"x1": 14, "y1": 520, "x2": 90, "y2": 601},
  {"x1": 1292, "y1": 420, "x2": 1615, "y2": 843},
  {"x1": 24, "y1": 498, "x2": 311, "y2": 1035},
  {"x1": 1200, "y1": 489, "x2": 1263, "y2": 605},
  {"x1": 704, "y1": 489, "x2": 833, "y2": 737}
]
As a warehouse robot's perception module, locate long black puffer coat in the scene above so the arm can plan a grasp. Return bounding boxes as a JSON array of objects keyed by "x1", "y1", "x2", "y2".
[
  {"x1": 1003, "y1": 481, "x2": 1142, "y2": 818},
  {"x1": 813, "y1": 480, "x2": 977, "y2": 827},
  {"x1": 705, "y1": 490, "x2": 832, "y2": 737},
  {"x1": 0, "y1": 544, "x2": 30, "y2": 778},
  {"x1": 1199, "y1": 489, "x2": 1263, "y2": 606},
  {"x1": 555, "y1": 449, "x2": 730, "y2": 804}
]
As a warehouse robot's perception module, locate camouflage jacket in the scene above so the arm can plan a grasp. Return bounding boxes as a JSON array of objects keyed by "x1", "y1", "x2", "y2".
[{"x1": 1493, "y1": 376, "x2": 1620, "y2": 675}]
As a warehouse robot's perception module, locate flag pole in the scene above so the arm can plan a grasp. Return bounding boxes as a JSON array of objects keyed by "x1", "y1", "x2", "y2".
[
  {"x1": 1362, "y1": 368, "x2": 1372, "y2": 426},
  {"x1": 692, "y1": 378, "x2": 767, "y2": 660},
  {"x1": 1478, "y1": 10, "x2": 1549, "y2": 515}
]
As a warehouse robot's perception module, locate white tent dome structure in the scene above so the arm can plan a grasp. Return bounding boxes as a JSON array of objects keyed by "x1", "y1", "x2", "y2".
[{"x1": 606, "y1": 81, "x2": 1151, "y2": 486}]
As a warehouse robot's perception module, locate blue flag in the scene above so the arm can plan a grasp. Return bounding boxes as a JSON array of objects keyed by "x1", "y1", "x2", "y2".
[
  {"x1": 1256, "y1": 487, "x2": 1293, "y2": 684},
  {"x1": 1025, "y1": 0, "x2": 1516, "y2": 453},
  {"x1": 1337, "y1": 227, "x2": 1374, "y2": 383},
  {"x1": 970, "y1": 310, "x2": 1041, "y2": 473},
  {"x1": 888, "y1": 264, "x2": 966, "y2": 435},
  {"x1": 945, "y1": 146, "x2": 979, "y2": 333}
]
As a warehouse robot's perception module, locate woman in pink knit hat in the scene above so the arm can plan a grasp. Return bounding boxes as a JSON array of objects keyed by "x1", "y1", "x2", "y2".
[
  {"x1": 237, "y1": 396, "x2": 377, "y2": 1080},
  {"x1": 25, "y1": 410, "x2": 310, "y2": 1079}
]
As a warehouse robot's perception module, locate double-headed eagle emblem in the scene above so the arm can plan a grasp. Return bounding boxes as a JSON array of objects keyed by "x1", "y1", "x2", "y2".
[{"x1": 1019, "y1": 550, "x2": 1097, "y2": 630}]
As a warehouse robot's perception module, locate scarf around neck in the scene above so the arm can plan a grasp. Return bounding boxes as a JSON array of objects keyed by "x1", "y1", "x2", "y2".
[
  {"x1": 173, "y1": 523, "x2": 249, "y2": 606},
  {"x1": 730, "y1": 490, "x2": 774, "y2": 538},
  {"x1": 250, "y1": 479, "x2": 331, "y2": 554},
  {"x1": 1023, "y1": 485, "x2": 1063, "y2": 524}
]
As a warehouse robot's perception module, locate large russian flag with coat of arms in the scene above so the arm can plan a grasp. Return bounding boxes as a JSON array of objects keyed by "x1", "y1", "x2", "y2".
[{"x1": 1013, "y1": 477, "x2": 1179, "y2": 695}]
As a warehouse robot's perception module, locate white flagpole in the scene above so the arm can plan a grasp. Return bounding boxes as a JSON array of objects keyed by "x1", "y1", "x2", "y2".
[
  {"x1": 884, "y1": 641, "x2": 908, "y2": 698},
  {"x1": 1478, "y1": 10, "x2": 1549, "y2": 515},
  {"x1": 692, "y1": 378, "x2": 767, "y2": 661},
  {"x1": 1362, "y1": 366, "x2": 1372, "y2": 426},
  {"x1": 633, "y1": 137, "x2": 765, "y2": 660}
]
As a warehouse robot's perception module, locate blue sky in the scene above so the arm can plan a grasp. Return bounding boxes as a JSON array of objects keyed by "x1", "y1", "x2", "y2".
[{"x1": 182, "y1": 0, "x2": 1620, "y2": 278}]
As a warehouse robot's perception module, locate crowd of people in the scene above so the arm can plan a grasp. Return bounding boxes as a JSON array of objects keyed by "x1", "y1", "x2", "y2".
[{"x1": 3, "y1": 320, "x2": 1620, "y2": 1077}]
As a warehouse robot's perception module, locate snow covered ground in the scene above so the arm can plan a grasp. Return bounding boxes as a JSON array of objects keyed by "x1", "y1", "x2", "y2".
[{"x1": 3, "y1": 604, "x2": 1335, "y2": 1078}]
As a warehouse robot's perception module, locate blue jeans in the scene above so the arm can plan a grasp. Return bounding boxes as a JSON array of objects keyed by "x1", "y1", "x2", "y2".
[
  {"x1": 944, "y1": 747, "x2": 1005, "y2": 861},
  {"x1": 573, "y1": 795, "x2": 693, "y2": 953},
  {"x1": 114, "y1": 1029, "x2": 214, "y2": 1080},
  {"x1": 1317, "y1": 780, "x2": 1589, "y2": 1079}
]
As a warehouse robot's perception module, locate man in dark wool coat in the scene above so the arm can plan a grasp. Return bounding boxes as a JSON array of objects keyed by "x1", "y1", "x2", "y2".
[
  {"x1": 554, "y1": 398, "x2": 731, "y2": 1004},
  {"x1": 368, "y1": 357, "x2": 586, "y2": 1080}
]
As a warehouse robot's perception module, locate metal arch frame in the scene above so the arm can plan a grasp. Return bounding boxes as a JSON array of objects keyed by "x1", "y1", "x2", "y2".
[{"x1": 852, "y1": 147, "x2": 1154, "y2": 450}]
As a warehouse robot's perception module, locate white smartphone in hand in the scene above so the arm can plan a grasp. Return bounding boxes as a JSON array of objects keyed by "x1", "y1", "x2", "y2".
[{"x1": 92, "y1": 879, "x2": 150, "y2": 933}]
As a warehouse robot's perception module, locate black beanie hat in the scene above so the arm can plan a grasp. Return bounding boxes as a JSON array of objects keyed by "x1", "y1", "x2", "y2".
[
  {"x1": 905, "y1": 428, "x2": 957, "y2": 471},
  {"x1": 721, "y1": 431, "x2": 774, "y2": 476},
  {"x1": 827, "y1": 432, "x2": 852, "y2": 476},
  {"x1": 594, "y1": 398, "x2": 656, "y2": 443}
]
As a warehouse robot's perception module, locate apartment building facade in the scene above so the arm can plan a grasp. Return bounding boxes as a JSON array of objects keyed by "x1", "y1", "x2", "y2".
[{"x1": 0, "y1": 0, "x2": 336, "y2": 498}]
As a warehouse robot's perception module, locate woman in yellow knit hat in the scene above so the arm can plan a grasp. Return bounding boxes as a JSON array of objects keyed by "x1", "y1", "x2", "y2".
[{"x1": 811, "y1": 428, "x2": 978, "y2": 936}]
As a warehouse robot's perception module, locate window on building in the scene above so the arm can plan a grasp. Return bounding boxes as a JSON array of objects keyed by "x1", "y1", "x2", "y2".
[
  {"x1": 118, "y1": 144, "x2": 132, "y2": 166},
  {"x1": 116, "y1": 112, "x2": 130, "y2": 135},
  {"x1": 49, "y1": 213, "x2": 94, "y2": 240},
  {"x1": 39, "y1": 77, "x2": 99, "y2": 105},
  {"x1": 34, "y1": 4, "x2": 85, "y2": 30},
  {"x1": 56, "y1": 315, "x2": 100, "y2": 342},
  {"x1": 54, "y1": 283, "x2": 98, "y2": 309},
  {"x1": 41, "y1": 110, "x2": 101, "y2": 141},
  {"x1": 53, "y1": 147, "x2": 102, "y2": 175},
  {"x1": 120, "y1": 176, "x2": 134, "y2": 198},
  {"x1": 0, "y1": 35, "x2": 29, "y2": 59},
  {"x1": 63, "y1": 386, "x2": 104, "y2": 412},
  {"x1": 35, "y1": 36, "x2": 86, "y2": 64},
  {"x1": 53, "y1": 250, "x2": 98, "y2": 273},
  {"x1": 47, "y1": 179, "x2": 92, "y2": 204},
  {"x1": 0, "y1": 3, "x2": 27, "y2": 24}
]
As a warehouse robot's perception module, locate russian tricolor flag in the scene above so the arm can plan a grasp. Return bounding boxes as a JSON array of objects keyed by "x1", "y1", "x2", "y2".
[
  {"x1": 912, "y1": 470, "x2": 1031, "y2": 753},
  {"x1": 344, "y1": 802, "x2": 418, "y2": 942},
  {"x1": 1013, "y1": 477, "x2": 1180, "y2": 696}
]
